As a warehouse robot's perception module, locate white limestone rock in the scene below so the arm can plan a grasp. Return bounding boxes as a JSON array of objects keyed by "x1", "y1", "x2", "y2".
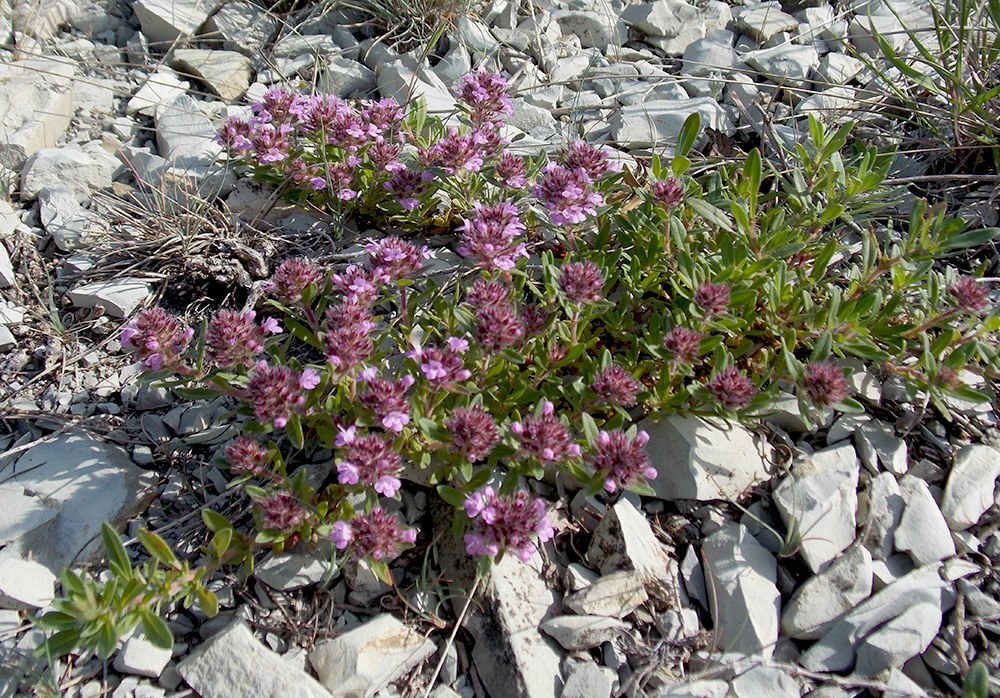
[
  {"x1": 0, "y1": 557, "x2": 56, "y2": 609},
  {"x1": 735, "y1": 6, "x2": 800, "y2": 42},
  {"x1": 795, "y1": 86, "x2": 858, "y2": 119},
  {"x1": 202, "y1": 0, "x2": 278, "y2": 56},
  {"x1": 21, "y1": 145, "x2": 120, "y2": 202},
  {"x1": 155, "y1": 95, "x2": 222, "y2": 169},
  {"x1": 540, "y1": 614, "x2": 631, "y2": 650},
  {"x1": 114, "y1": 633, "x2": 173, "y2": 678},
  {"x1": 773, "y1": 442, "x2": 859, "y2": 573},
  {"x1": 127, "y1": 68, "x2": 190, "y2": 117},
  {"x1": 586, "y1": 499, "x2": 678, "y2": 598},
  {"x1": 744, "y1": 44, "x2": 820, "y2": 89},
  {"x1": 611, "y1": 97, "x2": 734, "y2": 148},
  {"x1": 848, "y1": 13, "x2": 907, "y2": 56},
  {"x1": 701, "y1": 523, "x2": 779, "y2": 659},
  {"x1": 941, "y1": 444, "x2": 1000, "y2": 530},
  {"x1": 317, "y1": 57, "x2": 376, "y2": 98},
  {"x1": 171, "y1": 49, "x2": 252, "y2": 103},
  {"x1": 254, "y1": 551, "x2": 333, "y2": 591},
  {"x1": 69, "y1": 279, "x2": 152, "y2": 318},
  {"x1": 729, "y1": 666, "x2": 801, "y2": 698},
  {"x1": 0, "y1": 482, "x2": 56, "y2": 547},
  {"x1": 561, "y1": 661, "x2": 615, "y2": 698},
  {"x1": 620, "y1": 0, "x2": 700, "y2": 38},
  {"x1": 640, "y1": 414, "x2": 768, "y2": 501},
  {"x1": 178, "y1": 618, "x2": 331, "y2": 698},
  {"x1": 552, "y1": 10, "x2": 628, "y2": 48},
  {"x1": 133, "y1": 0, "x2": 214, "y2": 47},
  {"x1": 0, "y1": 58, "x2": 75, "y2": 168},
  {"x1": 861, "y1": 472, "x2": 905, "y2": 561},
  {"x1": 309, "y1": 614, "x2": 435, "y2": 697},
  {"x1": 682, "y1": 37, "x2": 739, "y2": 77},
  {"x1": 376, "y1": 59, "x2": 457, "y2": 115},
  {"x1": 454, "y1": 15, "x2": 499, "y2": 54},
  {"x1": 781, "y1": 545, "x2": 873, "y2": 639},
  {"x1": 37, "y1": 187, "x2": 108, "y2": 252},
  {"x1": 894, "y1": 475, "x2": 956, "y2": 565},
  {"x1": 814, "y1": 52, "x2": 865, "y2": 86},
  {"x1": 853, "y1": 602, "x2": 942, "y2": 677},
  {"x1": 563, "y1": 570, "x2": 647, "y2": 618},
  {"x1": 855, "y1": 420, "x2": 908, "y2": 475}
]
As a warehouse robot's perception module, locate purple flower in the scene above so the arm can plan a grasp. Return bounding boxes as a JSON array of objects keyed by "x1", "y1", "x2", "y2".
[
  {"x1": 949, "y1": 276, "x2": 990, "y2": 312},
  {"x1": 331, "y1": 507, "x2": 417, "y2": 562},
  {"x1": 246, "y1": 362, "x2": 311, "y2": 428},
  {"x1": 360, "y1": 98, "x2": 408, "y2": 138},
  {"x1": 299, "y1": 368, "x2": 321, "y2": 390},
  {"x1": 330, "y1": 265, "x2": 379, "y2": 305},
  {"x1": 466, "y1": 280, "x2": 524, "y2": 354},
  {"x1": 533, "y1": 163, "x2": 604, "y2": 226},
  {"x1": 366, "y1": 237, "x2": 430, "y2": 283},
  {"x1": 337, "y1": 432, "x2": 403, "y2": 497},
  {"x1": 325, "y1": 163, "x2": 358, "y2": 201},
  {"x1": 495, "y1": 151, "x2": 527, "y2": 188},
  {"x1": 663, "y1": 327, "x2": 701, "y2": 363},
  {"x1": 424, "y1": 127, "x2": 485, "y2": 173},
  {"x1": 254, "y1": 86, "x2": 308, "y2": 126},
  {"x1": 224, "y1": 436, "x2": 271, "y2": 477},
  {"x1": 407, "y1": 339, "x2": 471, "y2": 387},
  {"x1": 358, "y1": 374, "x2": 415, "y2": 433},
  {"x1": 652, "y1": 177, "x2": 684, "y2": 210},
  {"x1": 587, "y1": 430, "x2": 655, "y2": 493},
  {"x1": 205, "y1": 310, "x2": 279, "y2": 368},
  {"x1": 457, "y1": 200, "x2": 528, "y2": 271},
  {"x1": 446, "y1": 406, "x2": 500, "y2": 462},
  {"x1": 215, "y1": 116, "x2": 253, "y2": 150},
  {"x1": 323, "y1": 299, "x2": 374, "y2": 373},
  {"x1": 707, "y1": 367, "x2": 757, "y2": 411},
  {"x1": 455, "y1": 68, "x2": 513, "y2": 126},
  {"x1": 521, "y1": 305, "x2": 552, "y2": 337},
  {"x1": 120, "y1": 308, "x2": 194, "y2": 370},
  {"x1": 300, "y1": 95, "x2": 368, "y2": 151},
  {"x1": 694, "y1": 282, "x2": 730, "y2": 317},
  {"x1": 463, "y1": 487, "x2": 554, "y2": 562},
  {"x1": 383, "y1": 167, "x2": 432, "y2": 210},
  {"x1": 590, "y1": 365, "x2": 643, "y2": 407},
  {"x1": 801, "y1": 361, "x2": 850, "y2": 408},
  {"x1": 559, "y1": 260, "x2": 605, "y2": 305},
  {"x1": 510, "y1": 401, "x2": 581, "y2": 466},
  {"x1": 562, "y1": 139, "x2": 620, "y2": 180},
  {"x1": 258, "y1": 491, "x2": 306, "y2": 533},
  {"x1": 266, "y1": 258, "x2": 324, "y2": 304}
]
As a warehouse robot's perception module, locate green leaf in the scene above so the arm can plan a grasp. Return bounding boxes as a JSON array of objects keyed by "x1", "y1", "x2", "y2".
[
  {"x1": 96, "y1": 621, "x2": 119, "y2": 659},
  {"x1": 466, "y1": 468, "x2": 493, "y2": 490},
  {"x1": 686, "y1": 198, "x2": 734, "y2": 232},
  {"x1": 173, "y1": 387, "x2": 224, "y2": 401},
  {"x1": 286, "y1": 413, "x2": 304, "y2": 450},
  {"x1": 283, "y1": 317, "x2": 323, "y2": 350},
  {"x1": 142, "y1": 611, "x2": 174, "y2": 650},
  {"x1": 580, "y1": 412, "x2": 600, "y2": 442},
  {"x1": 939, "y1": 227, "x2": 999, "y2": 254},
  {"x1": 202, "y1": 509, "x2": 233, "y2": 533},
  {"x1": 196, "y1": 585, "x2": 220, "y2": 618},
  {"x1": 964, "y1": 661, "x2": 991, "y2": 698},
  {"x1": 102, "y1": 522, "x2": 132, "y2": 580},
  {"x1": 437, "y1": 485, "x2": 467, "y2": 508},
  {"x1": 675, "y1": 112, "x2": 701, "y2": 158},
  {"x1": 34, "y1": 629, "x2": 83, "y2": 660},
  {"x1": 212, "y1": 527, "x2": 233, "y2": 557},
  {"x1": 137, "y1": 529, "x2": 180, "y2": 570}
]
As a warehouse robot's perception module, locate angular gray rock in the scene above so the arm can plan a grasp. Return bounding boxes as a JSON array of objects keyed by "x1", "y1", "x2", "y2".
[
  {"x1": 855, "y1": 420, "x2": 907, "y2": 475},
  {"x1": 853, "y1": 602, "x2": 941, "y2": 677},
  {"x1": 540, "y1": 615, "x2": 631, "y2": 650},
  {"x1": 38, "y1": 187, "x2": 108, "y2": 252},
  {"x1": 744, "y1": 44, "x2": 820, "y2": 89},
  {"x1": 620, "y1": 0, "x2": 699, "y2": 37},
  {"x1": 171, "y1": 49, "x2": 253, "y2": 102},
  {"x1": 561, "y1": 661, "x2": 615, "y2": 698},
  {"x1": 0, "y1": 557, "x2": 56, "y2": 609},
  {"x1": 308, "y1": 614, "x2": 435, "y2": 697},
  {"x1": 254, "y1": 551, "x2": 333, "y2": 591},
  {"x1": 640, "y1": 414, "x2": 768, "y2": 501},
  {"x1": 0, "y1": 58, "x2": 75, "y2": 168},
  {"x1": 203, "y1": 0, "x2": 278, "y2": 56},
  {"x1": 563, "y1": 570, "x2": 647, "y2": 618},
  {"x1": 68, "y1": 279, "x2": 152, "y2": 318},
  {"x1": 178, "y1": 618, "x2": 331, "y2": 698},
  {"x1": 552, "y1": 9, "x2": 627, "y2": 48},
  {"x1": 773, "y1": 441, "x2": 859, "y2": 573},
  {"x1": 894, "y1": 475, "x2": 955, "y2": 566},
  {"x1": 735, "y1": 6, "x2": 799, "y2": 41},
  {"x1": 155, "y1": 95, "x2": 222, "y2": 169},
  {"x1": 317, "y1": 57, "x2": 376, "y2": 98},
  {"x1": 781, "y1": 545, "x2": 873, "y2": 639},
  {"x1": 114, "y1": 633, "x2": 173, "y2": 678},
  {"x1": 586, "y1": 499, "x2": 678, "y2": 598},
  {"x1": 729, "y1": 666, "x2": 800, "y2": 698},
  {"x1": 127, "y1": 68, "x2": 190, "y2": 117},
  {"x1": 133, "y1": 0, "x2": 214, "y2": 47},
  {"x1": 0, "y1": 481, "x2": 57, "y2": 547},
  {"x1": 376, "y1": 59, "x2": 457, "y2": 115},
  {"x1": 682, "y1": 37, "x2": 739, "y2": 77},
  {"x1": 862, "y1": 472, "x2": 905, "y2": 561},
  {"x1": 652, "y1": 681, "x2": 728, "y2": 698},
  {"x1": 701, "y1": 523, "x2": 780, "y2": 659},
  {"x1": 941, "y1": 444, "x2": 1000, "y2": 530},
  {"x1": 21, "y1": 144, "x2": 120, "y2": 202},
  {"x1": 814, "y1": 52, "x2": 865, "y2": 86},
  {"x1": 611, "y1": 98, "x2": 734, "y2": 148}
]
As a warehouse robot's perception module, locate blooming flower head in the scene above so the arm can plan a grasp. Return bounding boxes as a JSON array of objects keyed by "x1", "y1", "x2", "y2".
[
  {"x1": 258, "y1": 491, "x2": 307, "y2": 533},
  {"x1": 330, "y1": 264, "x2": 379, "y2": 305},
  {"x1": 496, "y1": 150, "x2": 527, "y2": 188},
  {"x1": 694, "y1": 282, "x2": 730, "y2": 317},
  {"x1": 652, "y1": 177, "x2": 684, "y2": 210},
  {"x1": 457, "y1": 200, "x2": 528, "y2": 271},
  {"x1": 330, "y1": 507, "x2": 417, "y2": 562},
  {"x1": 366, "y1": 237, "x2": 430, "y2": 283},
  {"x1": 383, "y1": 167, "x2": 433, "y2": 210},
  {"x1": 559, "y1": 260, "x2": 605, "y2": 305},
  {"x1": 120, "y1": 308, "x2": 194, "y2": 370},
  {"x1": 265, "y1": 258, "x2": 324, "y2": 304},
  {"x1": 337, "y1": 432, "x2": 403, "y2": 497},
  {"x1": 510, "y1": 401, "x2": 581, "y2": 466},
  {"x1": 466, "y1": 280, "x2": 524, "y2": 354},
  {"x1": 949, "y1": 276, "x2": 990, "y2": 312},
  {"x1": 358, "y1": 374, "x2": 416, "y2": 433},
  {"x1": 406, "y1": 339, "x2": 472, "y2": 387},
  {"x1": 446, "y1": 405, "x2": 500, "y2": 462},
  {"x1": 521, "y1": 305, "x2": 552, "y2": 337},
  {"x1": 360, "y1": 98, "x2": 408, "y2": 138},
  {"x1": 561, "y1": 139, "x2": 620, "y2": 180},
  {"x1": 456, "y1": 68, "x2": 513, "y2": 126},
  {"x1": 463, "y1": 487, "x2": 554, "y2": 562},
  {"x1": 587, "y1": 430, "x2": 655, "y2": 493},
  {"x1": 323, "y1": 299, "x2": 374, "y2": 373},
  {"x1": 254, "y1": 86, "x2": 308, "y2": 126},
  {"x1": 246, "y1": 362, "x2": 311, "y2": 428},
  {"x1": 801, "y1": 360, "x2": 850, "y2": 408},
  {"x1": 215, "y1": 116, "x2": 253, "y2": 150},
  {"x1": 225, "y1": 436, "x2": 271, "y2": 477},
  {"x1": 533, "y1": 163, "x2": 604, "y2": 226},
  {"x1": 707, "y1": 367, "x2": 757, "y2": 411},
  {"x1": 590, "y1": 365, "x2": 643, "y2": 407},
  {"x1": 663, "y1": 327, "x2": 701, "y2": 363},
  {"x1": 205, "y1": 310, "x2": 282, "y2": 368}
]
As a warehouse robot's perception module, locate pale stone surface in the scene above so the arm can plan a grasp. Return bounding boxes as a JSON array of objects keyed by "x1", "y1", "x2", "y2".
[
  {"x1": 652, "y1": 680, "x2": 728, "y2": 697},
  {"x1": 21, "y1": 145, "x2": 120, "y2": 202},
  {"x1": 178, "y1": 618, "x2": 331, "y2": 698},
  {"x1": 862, "y1": 472, "x2": 905, "y2": 561},
  {"x1": 736, "y1": 6, "x2": 800, "y2": 41},
  {"x1": 773, "y1": 442, "x2": 859, "y2": 572},
  {"x1": 701, "y1": 523, "x2": 779, "y2": 659},
  {"x1": 308, "y1": 614, "x2": 435, "y2": 697},
  {"x1": 114, "y1": 633, "x2": 173, "y2": 678},
  {"x1": 561, "y1": 661, "x2": 615, "y2": 698},
  {"x1": 641, "y1": 414, "x2": 768, "y2": 501},
  {"x1": 941, "y1": 444, "x2": 1000, "y2": 530},
  {"x1": 540, "y1": 615, "x2": 631, "y2": 650},
  {"x1": 563, "y1": 570, "x2": 647, "y2": 618},
  {"x1": 853, "y1": 602, "x2": 941, "y2": 677},
  {"x1": 38, "y1": 187, "x2": 108, "y2": 251},
  {"x1": 551, "y1": 9, "x2": 627, "y2": 48},
  {"x1": 317, "y1": 57, "x2": 376, "y2": 98},
  {"x1": 611, "y1": 98, "x2": 734, "y2": 148},
  {"x1": 744, "y1": 44, "x2": 820, "y2": 89},
  {"x1": 155, "y1": 94, "x2": 222, "y2": 168},
  {"x1": 171, "y1": 49, "x2": 252, "y2": 102},
  {"x1": 586, "y1": 499, "x2": 678, "y2": 598},
  {"x1": 0, "y1": 557, "x2": 56, "y2": 609},
  {"x1": 376, "y1": 59, "x2": 457, "y2": 115},
  {"x1": 2, "y1": 430, "x2": 157, "y2": 571},
  {"x1": 0, "y1": 481, "x2": 57, "y2": 547},
  {"x1": 781, "y1": 545, "x2": 873, "y2": 639},
  {"x1": 202, "y1": 0, "x2": 278, "y2": 56},
  {"x1": 68, "y1": 279, "x2": 152, "y2": 318},
  {"x1": 127, "y1": 68, "x2": 190, "y2": 117},
  {"x1": 729, "y1": 666, "x2": 800, "y2": 698},
  {"x1": 855, "y1": 420, "x2": 907, "y2": 475},
  {"x1": 620, "y1": 0, "x2": 699, "y2": 37},
  {"x1": 894, "y1": 476, "x2": 956, "y2": 565},
  {"x1": 0, "y1": 58, "x2": 75, "y2": 168},
  {"x1": 133, "y1": 0, "x2": 214, "y2": 46},
  {"x1": 254, "y1": 551, "x2": 333, "y2": 591}
]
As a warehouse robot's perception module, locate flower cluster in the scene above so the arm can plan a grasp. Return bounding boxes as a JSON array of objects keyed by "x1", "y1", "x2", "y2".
[
  {"x1": 265, "y1": 258, "x2": 324, "y2": 304},
  {"x1": 121, "y1": 308, "x2": 194, "y2": 370},
  {"x1": 464, "y1": 487, "x2": 554, "y2": 561},
  {"x1": 559, "y1": 261, "x2": 605, "y2": 305},
  {"x1": 366, "y1": 237, "x2": 430, "y2": 283},
  {"x1": 587, "y1": 430, "x2": 656, "y2": 493},
  {"x1": 590, "y1": 365, "x2": 643, "y2": 407},
  {"x1": 246, "y1": 362, "x2": 319, "y2": 428},
  {"x1": 652, "y1": 177, "x2": 684, "y2": 210},
  {"x1": 406, "y1": 337, "x2": 472, "y2": 388},
  {"x1": 258, "y1": 491, "x2": 307, "y2": 533},
  {"x1": 663, "y1": 327, "x2": 701, "y2": 363},
  {"x1": 330, "y1": 507, "x2": 417, "y2": 562},
  {"x1": 707, "y1": 367, "x2": 757, "y2": 411},
  {"x1": 801, "y1": 361, "x2": 850, "y2": 407},
  {"x1": 446, "y1": 406, "x2": 500, "y2": 462},
  {"x1": 358, "y1": 373, "x2": 415, "y2": 433},
  {"x1": 533, "y1": 163, "x2": 604, "y2": 226},
  {"x1": 323, "y1": 300, "x2": 375, "y2": 374},
  {"x1": 456, "y1": 68, "x2": 514, "y2": 126},
  {"x1": 511, "y1": 401, "x2": 581, "y2": 466},
  {"x1": 694, "y1": 282, "x2": 730, "y2": 317},
  {"x1": 949, "y1": 276, "x2": 990, "y2": 312},
  {"x1": 467, "y1": 280, "x2": 524, "y2": 354},
  {"x1": 224, "y1": 436, "x2": 271, "y2": 477},
  {"x1": 205, "y1": 310, "x2": 282, "y2": 368},
  {"x1": 457, "y1": 200, "x2": 528, "y2": 271},
  {"x1": 336, "y1": 430, "x2": 403, "y2": 498}
]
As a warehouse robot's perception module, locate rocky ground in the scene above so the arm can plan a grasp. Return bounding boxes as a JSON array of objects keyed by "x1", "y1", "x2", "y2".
[{"x1": 1, "y1": 0, "x2": 999, "y2": 696}]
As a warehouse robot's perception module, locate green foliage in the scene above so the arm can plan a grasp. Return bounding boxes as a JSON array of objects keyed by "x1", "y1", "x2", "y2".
[{"x1": 965, "y1": 661, "x2": 994, "y2": 698}]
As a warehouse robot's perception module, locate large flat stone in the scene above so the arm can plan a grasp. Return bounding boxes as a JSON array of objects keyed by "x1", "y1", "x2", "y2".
[
  {"x1": 611, "y1": 97, "x2": 734, "y2": 149},
  {"x1": 941, "y1": 444, "x2": 1000, "y2": 530},
  {"x1": 171, "y1": 49, "x2": 252, "y2": 102},
  {"x1": 133, "y1": 0, "x2": 215, "y2": 47},
  {"x1": 0, "y1": 58, "x2": 75, "y2": 168}
]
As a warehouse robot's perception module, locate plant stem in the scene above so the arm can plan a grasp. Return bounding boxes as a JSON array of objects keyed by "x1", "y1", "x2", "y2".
[{"x1": 421, "y1": 574, "x2": 481, "y2": 698}]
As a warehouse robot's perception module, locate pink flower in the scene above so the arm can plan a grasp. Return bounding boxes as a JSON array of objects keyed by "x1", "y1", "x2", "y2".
[
  {"x1": 383, "y1": 167, "x2": 432, "y2": 209},
  {"x1": 323, "y1": 299, "x2": 374, "y2": 373},
  {"x1": 562, "y1": 139, "x2": 620, "y2": 180},
  {"x1": 336, "y1": 432, "x2": 402, "y2": 496},
  {"x1": 463, "y1": 487, "x2": 554, "y2": 562},
  {"x1": 423, "y1": 127, "x2": 486, "y2": 173},
  {"x1": 258, "y1": 491, "x2": 306, "y2": 533},
  {"x1": 246, "y1": 362, "x2": 310, "y2": 428},
  {"x1": 446, "y1": 406, "x2": 500, "y2": 462},
  {"x1": 949, "y1": 276, "x2": 990, "y2": 312},
  {"x1": 330, "y1": 520, "x2": 354, "y2": 549},
  {"x1": 358, "y1": 374, "x2": 415, "y2": 433},
  {"x1": 533, "y1": 163, "x2": 603, "y2": 226},
  {"x1": 366, "y1": 237, "x2": 430, "y2": 283},
  {"x1": 587, "y1": 430, "x2": 655, "y2": 493},
  {"x1": 694, "y1": 282, "x2": 730, "y2": 316},
  {"x1": 590, "y1": 365, "x2": 643, "y2": 407},
  {"x1": 510, "y1": 401, "x2": 581, "y2": 466},
  {"x1": 224, "y1": 436, "x2": 271, "y2": 477},
  {"x1": 663, "y1": 327, "x2": 701, "y2": 363},
  {"x1": 466, "y1": 280, "x2": 523, "y2": 354},
  {"x1": 120, "y1": 308, "x2": 193, "y2": 370},
  {"x1": 331, "y1": 507, "x2": 417, "y2": 562},
  {"x1": 495, "y1": 151, "x2": 527, "y2": 188},
  {"x1": 707, "y1": 367, "x2": 757, "y2": 411},
  {"x1": 652, "y1": 177, "x2": 684, "y2": 210},
  {"x1": 299, "y1": 368, "x2": 321, "y2": 390},
  {"x1": 266, "y1": 258, "x2": 324, "y2": 304},
  {"x1": 330, "y1": 265, "x2": 379, "y2": 305},
  {"x1": 335, "y1": 423, "x2": 358, "y2": 446},
  {"x1": 457, "y1": 200, "x2": 528, "y2": 271},
  {"x1": 455, "y1": 68, "x2": 513, "y2": 126},
  {"x1": 801, "y1": 361, "x2": 850, "y2": 407},
  {"x1": 205, "y1": 310, "x2": 272, "y2": 368},
  {"x1": 558, "y1": 261, "x2": 605, "y2": 305}
]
